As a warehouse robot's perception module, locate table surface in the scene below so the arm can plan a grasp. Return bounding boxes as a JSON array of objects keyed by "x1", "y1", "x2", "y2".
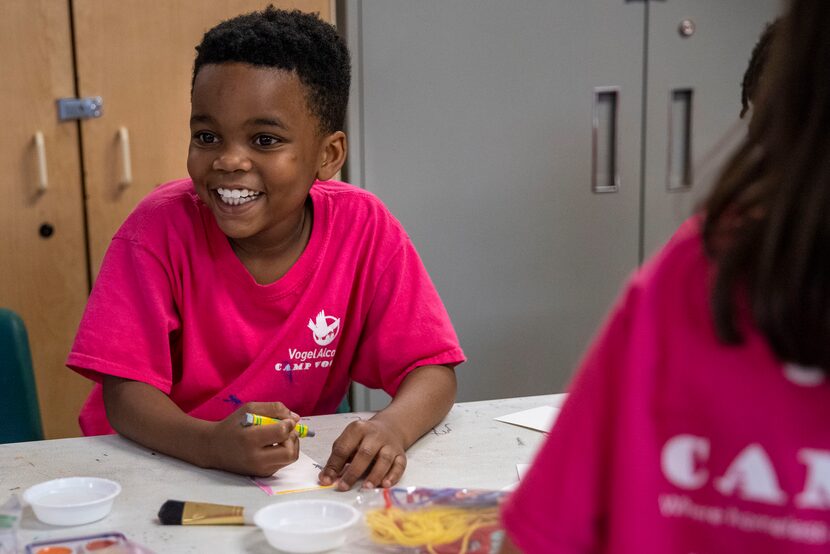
[{"x1": 0, "y1": 394, "x2": 564, "y2": 553}]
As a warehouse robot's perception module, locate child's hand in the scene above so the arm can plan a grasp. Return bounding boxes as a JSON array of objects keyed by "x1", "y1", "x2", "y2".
[
  {"x1": 207, "y1": 402, "x2": 301, "y2": 477},
  {"x1": 318, "y1": 419, "x2": 407, "y2": 491}
]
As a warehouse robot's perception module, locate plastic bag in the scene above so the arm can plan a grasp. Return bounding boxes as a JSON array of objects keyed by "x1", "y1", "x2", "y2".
[
  {"x1": 353, "y1": 487, "x2": 507, "y2": 554},
  {"x1": 0, "y1": 495, "x2": 22, "y2": 554}
]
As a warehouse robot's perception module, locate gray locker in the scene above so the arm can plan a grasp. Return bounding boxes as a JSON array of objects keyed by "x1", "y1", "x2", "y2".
[
  {"x1": 343, "y1": 0, "x2": 644, "y2": 409},
  {"x1": 642, "y1": 0, "x2": 783, "y2": 258},
  {"x1": 342, "y1": 1, "x2": 783, "y2": 411}
]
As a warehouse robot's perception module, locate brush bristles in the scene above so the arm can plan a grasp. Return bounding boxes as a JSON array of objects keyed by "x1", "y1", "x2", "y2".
[
  {"x1": 158, "y1": 499, "x2": 185, "y2": 525},
  {"x1": 157, "y1": 500, "x2": 246, "y2": 525}
]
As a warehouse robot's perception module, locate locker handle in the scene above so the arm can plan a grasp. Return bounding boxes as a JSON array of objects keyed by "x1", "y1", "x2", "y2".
[
  {"x1": 667, "y1": 88, "x2": 693, "y2": 190},
  {"x1": 118, "y1": 126, "x2": 133, "y2": 188},
  {"x1": 34, "y1": 131, "x2": 48, "y2": 193},
  {"x1": 592, "y1": 87, "x2": 620, "y2": 193}
]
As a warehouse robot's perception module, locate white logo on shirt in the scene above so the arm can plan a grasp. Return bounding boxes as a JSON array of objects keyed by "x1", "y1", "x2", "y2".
[
  {"x1": 308, "y1": 310, "x2": 340, "y2": 346},
  {"x1": 658, "y1": 434, "x2": 830, "y2": 545},
  {"x1": 783, "y1": 363, "x2": 826, "y2": 387}
]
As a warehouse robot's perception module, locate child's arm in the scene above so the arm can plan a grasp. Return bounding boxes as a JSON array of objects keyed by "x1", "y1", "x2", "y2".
[
  {"x1": 318, "y1": 364, "x2": 456, "y2": 490},
  {"x1": 102, "y1": 376, "x2": 301, "y2": 477}
]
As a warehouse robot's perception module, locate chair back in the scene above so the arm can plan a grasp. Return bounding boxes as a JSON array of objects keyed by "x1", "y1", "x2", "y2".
[
  {"x1": 336, "y1": 393, "x2": 351, "y2": 414},
  {"x1": 0, "y1": 308, "x2": 44, "y2": 442}
]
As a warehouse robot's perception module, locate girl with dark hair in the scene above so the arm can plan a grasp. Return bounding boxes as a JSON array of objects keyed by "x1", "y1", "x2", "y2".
[
  {"x1": 499, "y1": 1, "x2": 830, "y2": 551},
  {"x1": 740, "y1": 19, "x2": 779, "y2": 119}
]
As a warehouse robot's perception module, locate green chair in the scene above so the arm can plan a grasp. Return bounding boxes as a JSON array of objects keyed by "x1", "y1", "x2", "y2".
[
  {"x1": 336, "y1": 392, "x2": 351, "y2": 414},
  {"x1": 0, "y1": 308, "x2": 44, "y2": 443}
]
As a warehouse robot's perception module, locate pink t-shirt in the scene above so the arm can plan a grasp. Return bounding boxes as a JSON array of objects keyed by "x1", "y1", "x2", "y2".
[
  {"x1": 501, "y1": 217, "x2": 830, "y2": 553},
  {"x1": 68, "y1": 179, "x2": 465, "y2": 435}
]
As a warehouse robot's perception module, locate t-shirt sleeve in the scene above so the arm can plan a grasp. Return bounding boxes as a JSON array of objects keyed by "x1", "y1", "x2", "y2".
[
  {"x1": 500, "y1": 280, "x2": 639, "y2": 553},
  {"x1": 66, "y1": 237, "x2": 181, "y2": 393},
  {"x1": 349, "y1": 239, "x2": 466, "y2": 396}
]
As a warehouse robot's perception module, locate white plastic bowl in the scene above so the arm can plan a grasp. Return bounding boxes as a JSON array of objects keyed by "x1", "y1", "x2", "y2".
[
  {"x1": 23, "y1": 477, "x2": 121, "y2": 526},
  {"x1": 254, "y1": 499, "x2": 361, "y2": 553}
]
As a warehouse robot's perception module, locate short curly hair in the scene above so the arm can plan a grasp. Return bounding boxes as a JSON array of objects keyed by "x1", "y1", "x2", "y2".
[{"x1": 192, "y1": 6, "x2": 351, "y2": 134}]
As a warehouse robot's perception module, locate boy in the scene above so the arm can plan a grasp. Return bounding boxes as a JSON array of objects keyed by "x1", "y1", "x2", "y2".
[{"x1": 68, "y1": 8, "x2": 464, "y2": 491}]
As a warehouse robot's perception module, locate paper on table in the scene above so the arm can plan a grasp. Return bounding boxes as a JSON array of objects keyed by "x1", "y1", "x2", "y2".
[
  {"x1": 501, "y1": 464, "x2": 532, "y2": 492},
  {"x1": 251, "y1": 451, "x2": 334, "y2": 496},
  {"x1": 494, "y1": 405, "x2": 559, "y2": 432}
]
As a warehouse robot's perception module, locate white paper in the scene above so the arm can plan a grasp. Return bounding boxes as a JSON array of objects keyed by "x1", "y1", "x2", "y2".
[
  {"x1": 251, "y1": 451, "x2": 332, "y2": 496},
  {"x1": 494, "y1": 405, "x2": 559, "y2": 432},
  {"x1": 501, "y1": 464, "x2": 532, "y2": 492}
]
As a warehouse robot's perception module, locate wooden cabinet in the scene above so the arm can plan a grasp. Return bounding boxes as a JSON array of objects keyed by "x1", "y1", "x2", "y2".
[
  {"x1": 0, "y1": 0, "x2": 89, "y2": 439},
  {"x1": 1, "y1": 0, "x2": 332, "y2": 438}
]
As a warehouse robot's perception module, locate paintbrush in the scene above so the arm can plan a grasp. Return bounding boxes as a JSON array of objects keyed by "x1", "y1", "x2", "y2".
[{"x1": 158, "y1": 499, "x2": 254, "y2": 525}]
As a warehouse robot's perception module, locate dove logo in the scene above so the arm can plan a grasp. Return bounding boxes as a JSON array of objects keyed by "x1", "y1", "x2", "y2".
[{"x1": 308, "y1": 310, "x2": 340, "y2": 346}]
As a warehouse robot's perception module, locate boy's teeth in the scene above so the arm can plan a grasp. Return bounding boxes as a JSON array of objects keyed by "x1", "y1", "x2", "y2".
[{"x1": 216, "y1": 187, "x2": 261, "y2": 206}]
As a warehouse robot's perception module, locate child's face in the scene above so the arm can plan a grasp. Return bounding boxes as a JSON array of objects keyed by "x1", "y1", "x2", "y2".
[{"x1": 187, "y1": 63, "x2": 331, "y2": 246}]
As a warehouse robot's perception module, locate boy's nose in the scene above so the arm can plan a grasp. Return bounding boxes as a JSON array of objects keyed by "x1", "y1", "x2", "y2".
[{"x1": 212, "y1": 148, "x2": 252, "y2": 172}]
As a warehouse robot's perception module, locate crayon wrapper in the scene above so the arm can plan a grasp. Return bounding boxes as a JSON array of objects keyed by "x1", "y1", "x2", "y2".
[{"x1": 246, "y1": 413, "x2": 311, "y2": 437}]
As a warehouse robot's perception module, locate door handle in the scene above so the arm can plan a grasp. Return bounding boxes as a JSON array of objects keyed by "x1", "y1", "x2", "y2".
[
  {"x1": 667, "y1": 88, "x2": 693, "y2": 190},
  {"x1": 34, "y1": 131, "x2": 48, "y2": 193},
  {"x1": 592, "y1": 87, "x2": 620, "y2": 193},
  {"x1": 118, "y1": 126, "x2": 133, "y2": 188}
]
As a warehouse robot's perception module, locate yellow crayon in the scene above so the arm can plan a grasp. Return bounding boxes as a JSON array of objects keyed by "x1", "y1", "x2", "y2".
[{"x1": 243, "y1": 412, "x2": 315, "y2": 438}]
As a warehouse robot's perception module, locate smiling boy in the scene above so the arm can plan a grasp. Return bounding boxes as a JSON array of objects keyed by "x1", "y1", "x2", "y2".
[{"x1": 67, "y1": 8, "x2": 465, "y2": 490}]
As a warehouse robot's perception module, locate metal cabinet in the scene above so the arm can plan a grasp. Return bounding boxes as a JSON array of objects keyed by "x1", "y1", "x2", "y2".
[
  {"x1": 642, "y1": 0, "x2": 782, "y2": 257},
  {"x1": 343, "y1": 0, "x2": 782, "y2": 409},
  {"x1": 343, "y1": 0, "x2": 645, "y2": 408}
]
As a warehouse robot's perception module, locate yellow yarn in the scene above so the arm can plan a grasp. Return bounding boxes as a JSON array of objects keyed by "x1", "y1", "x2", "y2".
[{"x1": 366, "y1": 506, "x2": 499, "y2": 553}]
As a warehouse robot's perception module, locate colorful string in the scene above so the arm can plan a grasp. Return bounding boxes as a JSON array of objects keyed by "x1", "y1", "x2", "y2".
[{"x1": 365, "y1": 506, "x2": 500, "y2": 554}]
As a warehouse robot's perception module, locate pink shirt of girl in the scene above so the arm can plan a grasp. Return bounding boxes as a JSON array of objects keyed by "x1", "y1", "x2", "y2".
[
  {"x1": 68, "y1": 179, "x2": 465, "y2": 435},
  {"x1": 501, "y1": 218, "x2": 830, "y2": 553}
]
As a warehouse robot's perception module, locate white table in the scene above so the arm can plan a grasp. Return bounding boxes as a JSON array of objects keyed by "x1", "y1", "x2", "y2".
[{"x1": 0, "y1": 394, "x2": 565, "y2": 553}]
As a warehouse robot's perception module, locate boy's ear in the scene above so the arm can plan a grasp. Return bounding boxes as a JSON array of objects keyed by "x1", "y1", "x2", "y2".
[{"x1": 317, "y1": 131, "x2": 347, "y2": 181}]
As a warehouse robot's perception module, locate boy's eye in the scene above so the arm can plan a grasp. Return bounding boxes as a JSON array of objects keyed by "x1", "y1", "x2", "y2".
[
  {"x1": 254, "y1": 135, "x2": 281, "y2": 147},
  {"x1": 194, "y1": 132, "x2": 218, "y2": 144}
]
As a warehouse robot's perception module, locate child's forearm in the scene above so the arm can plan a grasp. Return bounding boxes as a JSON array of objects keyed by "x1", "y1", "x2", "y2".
[
  {"x1": 103, "y1": 376, "x2": 301, "y2": 477},
  {"x1": 372, "y1": 364, "x2": 457, "y2": 448},
  {"x1": 102, "y1": 376, "x2": 215, "y2": 467}
]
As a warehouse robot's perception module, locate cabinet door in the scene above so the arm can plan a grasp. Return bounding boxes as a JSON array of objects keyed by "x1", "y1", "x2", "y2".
[
  {"x1": 642, "y1": 0, "x2": 782, "y2": 258},
  {"x1": 344, "y1": 0, "x2": 644, "y2": 407},
  {"x1": 0, "y1": 0, "x2": 91, "y2": 438},
  {"x1": 72, "y1": 0, "x2": 333, "y2": 278}
]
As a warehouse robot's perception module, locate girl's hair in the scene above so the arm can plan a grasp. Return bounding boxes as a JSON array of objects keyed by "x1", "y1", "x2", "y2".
[
  {"x1": 192, "y1": 6, "x2": 350, "y2": 135},
  {"x1": 740, "y1": 19, "x2": 779, "y2": 118},
  {"x1": 703, "y1": 0, "x2": 830, "y2": 371}
]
